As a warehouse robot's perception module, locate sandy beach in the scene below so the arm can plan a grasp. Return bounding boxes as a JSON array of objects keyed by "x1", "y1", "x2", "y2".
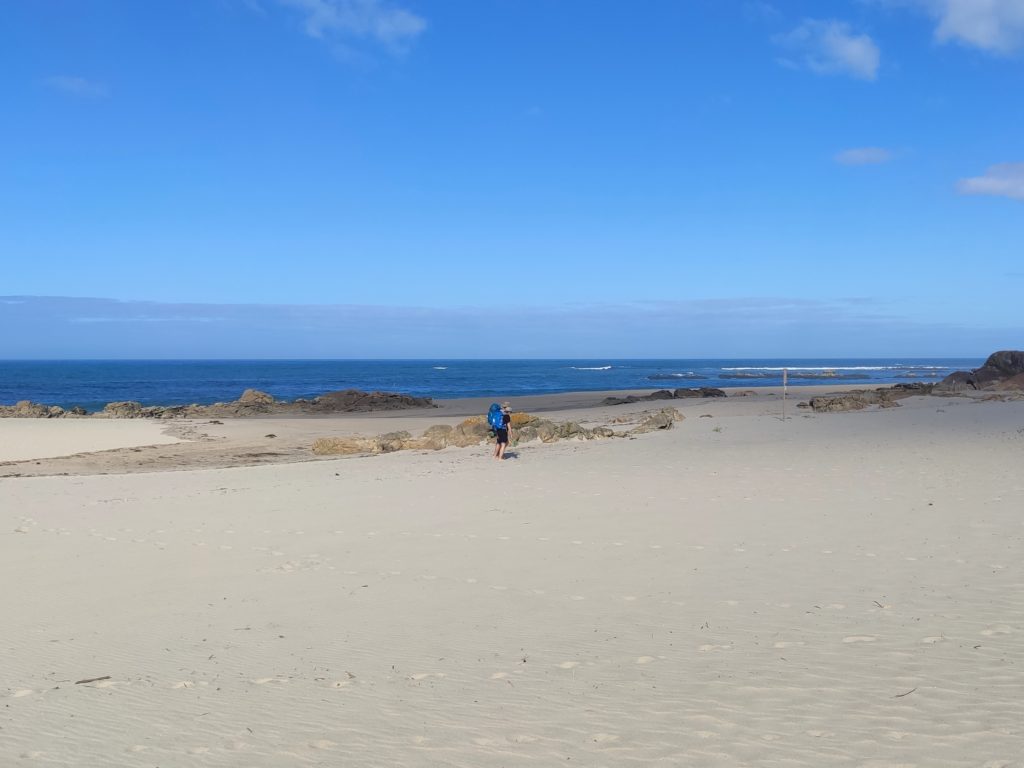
[{"x1": 2, "y1": 388, "x2": 1023, "y2": 766}]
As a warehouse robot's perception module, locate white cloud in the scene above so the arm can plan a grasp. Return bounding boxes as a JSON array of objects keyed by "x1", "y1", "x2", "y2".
[
  {"x1": 897, "y1": 0, "x2": 1024, "y2": 54},
  {"x1": 957, "y1": 163, "x2": 1024, "y2": 200},
  {"x1": 775, "y1": 19, "x2": 881, "y2": 80},
  {"x1": 279, "y1": 0, "x2": 425, "y2": 50},
  {"x1": 43, "y1": 75, "x2": 108, "y2": 98},
  {"x1": 835, "y1": 147, "x2": 894, "y2": 165}
]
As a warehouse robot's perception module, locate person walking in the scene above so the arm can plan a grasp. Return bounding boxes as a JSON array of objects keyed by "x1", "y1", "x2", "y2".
[{"x1": 492, "y1": 401, "x2": 512, "y2": 460}]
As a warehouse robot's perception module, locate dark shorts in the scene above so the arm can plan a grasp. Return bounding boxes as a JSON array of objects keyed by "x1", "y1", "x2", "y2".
[{"x1": 495, "y1": 428, "x2": 509, "y2": 444}]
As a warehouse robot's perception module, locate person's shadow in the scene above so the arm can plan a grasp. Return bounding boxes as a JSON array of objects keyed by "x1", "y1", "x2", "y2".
[{"x1": 502, "y1": 451, "x2": 520, "y2": 460}]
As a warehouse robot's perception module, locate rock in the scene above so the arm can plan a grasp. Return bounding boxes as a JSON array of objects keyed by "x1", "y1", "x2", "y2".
[
  {"x1": 557, "y1": 421, "x2": 589, "y2": 439},
  {"x1": 9, "y1": 401, "x2": 51, "y2": 418},
  {"x1": 449, "y1": 418, "x2": 492, "y2": 447},
  {"x1": 238, "y1": 389, "x2": 275, "y2": 406},
  {"x1": 933, "y1": 371, "x2": 973, "y2": 394},
  {"x1": 603, "y1": 388, "x2": 725, "y2": 405},
  {"x1": 994, "y1": 373, "x2": 1024, "y2": 392},
  {"x1": 673, "y1": 387, "x2": 727, "y2": 398},
  {"x1": 306, "y1": 389, "x2": 434, "y2": 413},
  {"x1": 590, "y1": 426, "x2": 616, "y2": 438},
  {"x1": 809, "y1": 386, "x2": 921, "y2": 413},
  {"x1": 312, "y1": 436, "x2": 373, "y2": 456},
  {"x1": 102, "y1": 401, "x2": 145, "y2": 418},
  {"x1": 631, "y1": 407, "x2": 683, "y2": 433},
  {"x1": 413, "y1": 424, "x2": 453, "y2": 450},
  {"x1": 374, "y1": 431, "x2": 412, "y2": 453},
  {"x1": 935, "y1": 350, "x2": 1024, "y2": 393}
]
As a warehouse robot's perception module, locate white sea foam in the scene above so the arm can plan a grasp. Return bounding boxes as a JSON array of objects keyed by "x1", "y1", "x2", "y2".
[
  {"x1": 720, "y1": 366, "x2": 939, "y2": 372},
  {"x1": 433, "y1": 366, "x2": 448, "y2": 370},
  {"x1": 571, "y1": 366, "x2": 612, "y2": 371}
]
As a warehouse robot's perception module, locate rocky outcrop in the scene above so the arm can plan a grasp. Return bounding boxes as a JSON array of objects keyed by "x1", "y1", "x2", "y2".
[
  {"x1": 934, "y1": 351, "x2": 1024, "y2": 394},
  {"x1": 312, "y1": 430, "x2": 414, "y2": 456},
  {"x1": 601, "y1": 388, "x2": 725, "y2": 406},
  {"x1": 809, "y1": 383, "x2": 932, "y2": 413},
  {"x1": 1, "y1": 388, "x2": 435, "y2": 419},
  {"x1": 0, "y1": 401, "x2": 66, "y2": 418},
  {"x1": 310, "y1": 407, "x2": 685, "y2": 457}
]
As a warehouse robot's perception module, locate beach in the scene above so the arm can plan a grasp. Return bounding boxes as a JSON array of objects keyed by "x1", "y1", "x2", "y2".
[{"x1": 2, "y1": 387, "x2": 1023, "y2": 765}]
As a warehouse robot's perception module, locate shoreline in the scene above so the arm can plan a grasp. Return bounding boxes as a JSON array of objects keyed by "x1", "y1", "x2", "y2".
[{"x1": 0, "y1": 383, "x2": 956, "y2": 477}]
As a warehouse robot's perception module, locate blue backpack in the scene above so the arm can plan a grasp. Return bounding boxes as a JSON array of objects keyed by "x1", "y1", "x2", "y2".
[{"x1": 487, "y1": 403, "x2": 504, "y2": 430}]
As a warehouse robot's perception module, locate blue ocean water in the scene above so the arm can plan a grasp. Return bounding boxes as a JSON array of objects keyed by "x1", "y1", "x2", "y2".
[{"x1": 0, "y1": 359, "x2": 981, "y2": 412}]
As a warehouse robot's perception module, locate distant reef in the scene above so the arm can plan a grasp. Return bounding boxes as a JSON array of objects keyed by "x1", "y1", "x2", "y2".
[
  {"x1": 601, "y1": 387, "x2": 727, "y2": 406},
  {"x1": 933, "y1": 350, "x2": 1024, "y2": 394},
  {"x1": 0, "y1": 388, "x2": 435, "y2": 419}
]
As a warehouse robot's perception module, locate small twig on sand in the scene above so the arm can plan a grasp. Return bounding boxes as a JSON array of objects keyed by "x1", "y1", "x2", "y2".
[
  {"x1": 893, "y1": 687, "x2": 917, "y2": 698},
  {"x1": 873, "y1": 601, "x2": 884, "y2": 608},
  {"x1": 75, "y1": 676, "x2": 111, "y2": 685}
]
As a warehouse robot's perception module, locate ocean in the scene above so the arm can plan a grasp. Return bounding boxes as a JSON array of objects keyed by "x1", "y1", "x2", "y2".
[{"x1": 0, "y1": 358, "x2": 980, "y2": 412}]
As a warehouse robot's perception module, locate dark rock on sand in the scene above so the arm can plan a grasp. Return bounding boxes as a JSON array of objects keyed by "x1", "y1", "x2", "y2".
[
  {"x1": 601, "y1": 388, "x2": 725, "y2": 406},
  {"x1": 673, "y1": 387, "x2": 727, "y2": 399},
  {"x1": 809, "y1": 385, "x2": 930, "y2": 413},
  {"x1": 2, "y1": 388, "x2": 435, "y2": 419},
  {"x1": 934, "y1": 350, "x2": 1024, "y2": 394}
]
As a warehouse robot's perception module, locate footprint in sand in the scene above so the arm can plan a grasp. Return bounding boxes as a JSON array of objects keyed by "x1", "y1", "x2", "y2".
[
  {"x1": 921, "y1": 636, "x2": 945, "y2": 644},
  {"x1": 636, "y1": 656, "x2": 654, "y2": 664},
  {"x1": 171, "y1": 681, "x2": 194, "y2": 689},
  {"x1": 623, "y1": 596, "x2": 637, "y2": 601},
  {"x1": 251, "y1": 677, "x2": 289, "y2": 685},
  {"x1": 773, "y1": 641, "x2": 805, "y2": 649},
  {"x1": 843, "y1": 636, "x2": 877, "y2": 644},
  {"x1": 558, "y1": 661, "x2": 579, "y2": 669},
  {"x1": 698, "y1": 644, "x2": 732, "y2": 652},
  {"x1": 981, "y1": 626, "x2": 1014, "y2": 636},
  {"x1": 569, "y1": 595, "x2": 585, "y2": 601},
  {"x1": 490, "y1": 672, "x2": 509, "y2": 679},
  {"x1": 310, "y1": 740, "x2": 337, "y2": 750},
  {"x1": 409, "y1": 673, "x2": 445, "y2": 681},
  {"x1": 12, "y1": 689, "x2": 34, "y2": 698},
  {"x1": 592, "y1": 733, "x2": 620, "y2": 743}
]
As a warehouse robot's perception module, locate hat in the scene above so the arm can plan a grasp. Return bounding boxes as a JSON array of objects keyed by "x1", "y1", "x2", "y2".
[{"x1": 501, "y1": 401, "x2": 511, "y2": 409}]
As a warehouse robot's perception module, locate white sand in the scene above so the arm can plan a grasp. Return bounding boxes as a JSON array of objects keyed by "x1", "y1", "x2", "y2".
[
  {"x1": 2, "y1": 394, "x2": 1023, "y2": 765},
  {"x1": 0, "y1": 419, "x2": 181, "y2": 462}
]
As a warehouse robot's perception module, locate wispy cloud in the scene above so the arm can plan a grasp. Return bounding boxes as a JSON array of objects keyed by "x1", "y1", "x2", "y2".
[
  {"x1": 278, "y1": 0, "x2": 426, "y2": 51},
  {"x1": 43, "y1": 75, "x2": 108, "y2": 98},
  {"x1": 775, "y1": 19, "x2": 881, "y2": 80},
  {"x1": 957, "y1": 163, "x2": 1024, "y2": 200},
  {"x1": 1, "y1": 295, "x2": 1013, "y2": 358},
  {"x1": 887, "y1": 0, "x2": 1024, "y2": 55},
  {"x1": 835, "y1": 147, "x2": 894, "y2": 165}
]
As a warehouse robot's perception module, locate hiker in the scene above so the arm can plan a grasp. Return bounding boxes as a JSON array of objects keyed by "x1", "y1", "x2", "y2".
[{"x1": 488, "y1": 401, "x2": 513, "y2": 460}]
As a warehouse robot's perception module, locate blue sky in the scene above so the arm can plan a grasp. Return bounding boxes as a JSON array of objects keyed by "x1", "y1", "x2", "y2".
[{"x1": 1, "y1": 0, "x2": 1022, "y2": 358}]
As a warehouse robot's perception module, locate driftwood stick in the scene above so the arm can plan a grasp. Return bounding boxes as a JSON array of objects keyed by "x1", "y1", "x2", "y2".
[
  {"x1": 893, "y1": 687, "x2": 917, "y2": 698},
  {"x1": 74, "y1": 675, "x2": 111, "y2": 685}
]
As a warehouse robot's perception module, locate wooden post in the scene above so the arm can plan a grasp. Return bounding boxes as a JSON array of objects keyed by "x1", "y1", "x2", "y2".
[{"x1": 782, "y1": 367, "x2": 788, "y2": 421}]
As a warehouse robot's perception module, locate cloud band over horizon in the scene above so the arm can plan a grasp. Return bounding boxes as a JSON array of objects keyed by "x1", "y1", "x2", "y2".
[{"x1": 0, "y1": 296, "x2": 1016, "y2": 359}]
